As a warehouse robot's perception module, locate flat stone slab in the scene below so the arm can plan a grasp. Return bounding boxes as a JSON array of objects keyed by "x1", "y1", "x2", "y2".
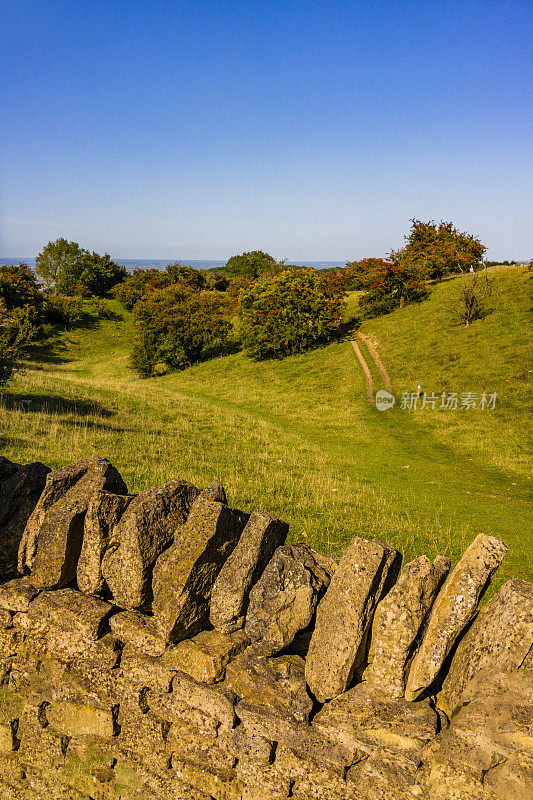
[
  {"x1": 441, "y1": 578, "x2": 533, "y2": 714},
  {"x1": 101, "y1": 479, "x2": 200, "y2": 610},
  {"x1": 109, "y1": 610, "x2": 167, "y2": 657},
  {"x1": 363, "y1": 555, "x2": 450, "y2": 698},
  {"x1": 161, "y1": 628, "x2": 250, "y2": 683},
  {"x1": 26, "y1": 588, "x2": 115, "y2": 640},
  {"x1": 210, "y1": 511, "x2": 289, "y2": 633},
  {"x1": 305, "y1": 536, "x2": 402, "y2": 702},
  {"x1": 405, "y1": 533, "x2": 508, "y2": 701},
  {"x1": 152, "y1": 497, "x2": 249, "y2": 642},
  {"x1": 77, "y1": 490, "x2": 132, "y2": 596},
  {"x1": 244, "y1": 544, "x2": 335, "y2": 656}
]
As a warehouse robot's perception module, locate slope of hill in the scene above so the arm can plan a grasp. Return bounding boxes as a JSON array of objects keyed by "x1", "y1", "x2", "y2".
[{"x1": 1, "y1": 265, "x2": 531, "y2": 592}]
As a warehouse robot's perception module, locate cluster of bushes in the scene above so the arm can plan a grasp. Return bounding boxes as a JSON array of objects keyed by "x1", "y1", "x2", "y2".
[{"x1": 111, "y1": 251, "x2": 347, "y2": 376}]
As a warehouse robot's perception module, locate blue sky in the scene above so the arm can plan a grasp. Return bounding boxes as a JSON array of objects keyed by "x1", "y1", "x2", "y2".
[{"x1": 1, "y1": 0, "x2": 532, "y2": 260}]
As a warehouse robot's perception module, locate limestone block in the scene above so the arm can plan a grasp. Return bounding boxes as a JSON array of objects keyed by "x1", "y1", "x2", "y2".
[
  {"x1": 77, "y1": 489, "x2": 132, "y2": 595},
  {"x1": 0, "y1": 457, "x2": 50, "y2": 580},
  {"x1": 210, "y1": 511, "x2": 289, "y2": 633},
  {"x1": 21, "y1": 458, "x2": 127, "y2": 589},
  {"x1": 199, "y1": 479, "x2": 227, "y2": 503},
  {"x1": 405, "y1": 533, "x2": 508, "y2": 701},
  {"x1": 224, "y1": 651, "x2": 313, "y2": 722},
  {"x1": 101, "y1": 479, "x2": 200, "y2": 610},
  {"x1": 161, "y1": 628, "x2": 250, "y2": 683},
  {"x1": 0, "y1": 576, "x2": 39, "y2": 612},
  {"x1": 26, "y1": 588, "x2": 114, "y2": 640},
  {"x1": 152, "y1": 497, "x2": 249, "y2": 642},
  {"x1": 442, "y1": 578, "x2": 533, "y2": 714},
  {"x1": 244, "y1": 544, "x2": 334, "y2": 656},
  {"x1": 363, "y1": 555, "x2": 450, "y2": 698},
  {"x1": 305, "y1": 536, "x2": 402, "y2": 702},
  {"x1": 46, "y1": 699, "x2": 117, "y2": 737},
  {"x1": 110, "y1": 610, "x2": 167, "y2": 656}
]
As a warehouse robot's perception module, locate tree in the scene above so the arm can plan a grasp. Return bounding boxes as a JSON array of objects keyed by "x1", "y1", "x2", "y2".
[
  {"x1": 449, "y1": 271, "x2": 493, "y2": 327},
  {"x1": 0, "y1": 263, "x2": 44, "y2": 311},
  {"x1": 73, "y1": 251, "x2": 126, "y2": 297},
  {"x1": 343, "y1": 258, "x2": 387, "y2": 290},
  {"x1": 399, "y1": 219, "x2": 486, "y2": 281},
  {"x1": 36, "y1": 239, "x2": 83, "y2": 289},
  {"x1": 238, "y1": 268, "x2": 345, "y2": 359},
  {"x1": 359, "y1": 257, "x2": 429, "y2": 316},
  {"x1": 223, "y1": 250, "x2": 279, "y2": 280},
  {"x1": 0, "y1": 302, "x2": 35, "y2": 387},
  {"x1": 112, "y1": 268, "x2": 171, "y2": 310},
  {"x1": 131, "y1": 284, "x2": 232, "y2": 376},
  {"x1": 165, "y1": 263, "x2": 206, "y2": 290}
]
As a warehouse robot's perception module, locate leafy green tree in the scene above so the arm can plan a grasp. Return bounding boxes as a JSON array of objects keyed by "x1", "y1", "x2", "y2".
[
  {"x1": 73, "y1": 252, "x2": 126, "y2": 297},
  {"x1": 36, "y1": 239, "x2": 83, "y2": 290},
  {"x1": 112, "y1": 268, "x2": 171, "y2": 310},
  {"x1": 165, "y1": 263, "x2": 206, "y2": 290},
  {"x1": 0, "y1": 302, "x2": 35, "y2": 386},
  {"x1": 359, "y1": 257, "x2": 429, "y2": 316},
  {"x1": 238, "y1": 268, "x2": 345, "y2": 359},
  {"x1": 131, "y1": 284, "x2": 232, "y2": 376},
  {"x1": 224, "y1": 250, "x2": 279, "y2": 280},
  {"x1": 0, "y1": 263, "x2": 44, "y2": 311},
  {"x1": 399, "y1": 219, "x2": 486, "y2": 281}
]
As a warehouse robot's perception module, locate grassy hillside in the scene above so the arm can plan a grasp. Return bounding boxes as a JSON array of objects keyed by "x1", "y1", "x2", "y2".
[{"x1": 1, "y1": 265, "x2": 531, "y2": 593}]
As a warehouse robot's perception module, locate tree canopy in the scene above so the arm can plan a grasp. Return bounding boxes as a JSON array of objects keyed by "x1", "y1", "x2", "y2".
[
  {"x1": 131, "y1": 283, "x2": 231, "y2": 376},
  {"x1": 238, "y1": 268, "x2": 345, "y2": 359},
  {"x1": 398, "y1": 219, "x2": 486, "y2": 281},
  {"x1": 223, "y1": 250, "x2": 279, "y2": 280},
  {"x1": 36, "y1": 239, "x2": 126, "y2": 297}
]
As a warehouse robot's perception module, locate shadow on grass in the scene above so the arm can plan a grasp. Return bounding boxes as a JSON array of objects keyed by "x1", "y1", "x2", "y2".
[
  {"x1": 2, "y1": 393, "x2": 115, "y2": 418},
  {"x1": 0, "y1": 436, "x2": 28, "y2": 449}
]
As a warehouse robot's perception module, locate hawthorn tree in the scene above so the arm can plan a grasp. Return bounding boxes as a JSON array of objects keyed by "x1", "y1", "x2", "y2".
[
  {"x1": 131, "y1": 284, "x2": 231, "y2": 376},
  {"x1": 112, "y1": 268, "x2": 171, "y2": 310},
  {"x1": 359, "y1": 257, "x2": 429, "y2": 316},
  {"x1": 399, "y1": 219, "x2": 486, "y2": 281},
  {"x1": 36, "y1": 239, "x2": 83, "y2": 289},
  {"x1": 36, "y1": 239, "x2": 125, "y2": 296},
  {"x1": 238, "y1": 268, "x2": 345, "y2": 359}
]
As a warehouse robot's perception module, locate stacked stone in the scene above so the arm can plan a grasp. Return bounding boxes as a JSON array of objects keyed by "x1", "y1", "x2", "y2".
[{"x1": 0, "y1": 456, "x2": 530, "y2": 800}]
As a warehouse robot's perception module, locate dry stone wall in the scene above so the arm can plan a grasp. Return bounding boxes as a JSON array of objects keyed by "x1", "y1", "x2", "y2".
[{"x1": 0, "y1": 456, "x2": 531, "y2": 799}]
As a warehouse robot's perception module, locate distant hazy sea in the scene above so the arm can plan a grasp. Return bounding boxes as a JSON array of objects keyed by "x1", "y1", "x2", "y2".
[{"x1": 0, "y1": 258, "x2": 346, "y2": 271}]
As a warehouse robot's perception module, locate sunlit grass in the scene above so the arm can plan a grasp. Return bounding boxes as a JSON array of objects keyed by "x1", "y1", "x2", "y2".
[{"x1": 1, "y1": 266, "x2": 531, "y2": 596}]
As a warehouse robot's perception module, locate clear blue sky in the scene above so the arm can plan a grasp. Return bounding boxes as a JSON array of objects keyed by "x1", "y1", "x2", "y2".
[{"x1": 1, "y1": 0, "x2": 531, "y2": 261}]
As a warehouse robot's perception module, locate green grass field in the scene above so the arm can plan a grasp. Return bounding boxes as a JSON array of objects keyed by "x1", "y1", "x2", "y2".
[{"x1": 1, "y1": 265, "x2": 531, "y2": 593}]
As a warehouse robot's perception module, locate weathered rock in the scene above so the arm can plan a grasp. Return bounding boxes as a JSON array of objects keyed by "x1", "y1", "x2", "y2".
[
  {"x1": 0, "y1": 457, "x2": 50, "y2": 580},
  {"x1": 305, "y1": 537, "x2": 402, "y2": 702},
  {"x1": 405, "y1": 533, "x2": 508, "y2": 701},
  {"x1": 244, "y1": 544, "x2": 334, "y2": 656},
  {"x1": 77, "y1": 490, "x2": 132, "y2": 595},
  {"x1": 18, "y1": 458, "x2": 117, "y2": 572},
  {"x1": 152, "y1": 497, "x2": 249, "y2": 642},
  {"x1": 170, "y1": 672, "x2": 238, "y2": 729},
  {"x1": 109, "y1": 609, "x2": 167, "y2": 656},
  {"x1": 101, "y1": 479, "x2": 200, "y2": 610},
  {"x1": 25, "y1": 588, "x2": 115, "y2": 640},
  {"x1": 20, "y1": 458, "x2": 127, "y2": 589},
  {"x1": 210, "y1": 511, "x2": 289, "y2": 634},
  {"x1": 363, "y1": 555, "x2": 450, "y2": 698},
  {"x1": 346, "y1": 750, "x2": 421, "y2": 800},
  {"x1": 442, "y1": 578, "x2": 533, "y2": 714},
  {"x1": 46, "y1": 699, "x2": 118, "y2": 737},
  {"x1": 417, "y1": 669, "x2": 533, "y2": 800},
  {"x1": 0, "y1": 576, "x2": 39, "y2": 612},
  {"x1": 199, "y1": 479, "x2": 227, "y2": 504},
  {"x1": 313, "y1": 683, "x2": 438, "y2": 762},
  {"x1": 224, "y1": 651, "x2": 313, "y2": 723},
  {"x1": 161, "y1": 628, "x2": 250, "y2": 683}
]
